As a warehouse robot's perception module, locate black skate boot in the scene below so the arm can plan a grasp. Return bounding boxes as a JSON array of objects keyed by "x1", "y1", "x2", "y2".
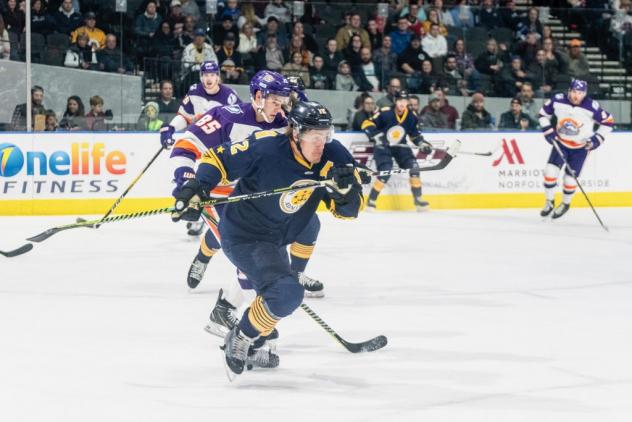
[
  {"x1": 221, "y1": 327, "x2": 256, "y2": 381},
  {"x1": 414, "y1": 197, "x2": 429, "y2": 211},
  {"x1": 366, "y1": 198, "x2": 377, "y2": 211},
  {"x1": 552, "y1": 202, "x2": 570, "y2": 219},
  {"x1": 204, "y1": 289, "x2": 239, "y2": 337},
  {"x1": 186, "y1": 220, "x2": 204, "y2": 236},
  {"x1": 251, "y1": 328, "x2": 280, "y2": 353},
  {"x1": 540, "y1": 200, "x2": 555, "y2": 217},
  {"x1": 187, "y1": 256, "x2": 208, "y2": 289},
  {"x1": 299, "y1": 272, "x2": 324, "y2": 298}
]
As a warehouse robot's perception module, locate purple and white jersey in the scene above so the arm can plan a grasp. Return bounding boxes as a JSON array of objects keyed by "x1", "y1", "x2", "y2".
[
  {"x1": 539, "y1": 93, "x2": 614, "y2": 149},
  {"x1": 171, "y1": 83, "x2": 241, "y2": 131}
]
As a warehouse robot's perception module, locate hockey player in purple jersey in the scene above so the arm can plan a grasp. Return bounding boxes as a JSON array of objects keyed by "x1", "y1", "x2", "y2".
[
  {"x1": 538, "y1": 79, "x2": 614, "y2": 219},
  {"x1": 160, "y1": 61, "x2": 241, "y2": 235}
]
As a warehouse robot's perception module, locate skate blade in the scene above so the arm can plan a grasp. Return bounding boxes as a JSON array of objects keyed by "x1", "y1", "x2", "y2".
[
  {"x1": 303, "y1": 290, "x2": 325, "y2": 299},
  {"x1": 220, "y1": 347, "x2": 240, "y2": 383},
  {"x1": 365, "y1": 206, "x2": 378, "y2": 213},
  {"x1": 204, "y1": 323, "x2": 230, "y2": 338},
  {"x1": 415, "y1": 205, "x2": 430, "y2": 212}
]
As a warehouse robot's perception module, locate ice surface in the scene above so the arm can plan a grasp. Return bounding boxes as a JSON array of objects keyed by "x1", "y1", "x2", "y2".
[{"x1": 2, "y1": 208, "x2": 632, "y2": 422}]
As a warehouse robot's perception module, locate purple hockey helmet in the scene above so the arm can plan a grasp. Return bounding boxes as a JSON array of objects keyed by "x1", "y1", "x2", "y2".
[
  {"x1": 249, "y1": 70, "x2": 291, "y2": 99},
  {"x1": 200, "y1": 61, "x2": 220, "y2": 75},
  {"x1": 570, "y1": 79, "x2": 588, "y2": 92}
]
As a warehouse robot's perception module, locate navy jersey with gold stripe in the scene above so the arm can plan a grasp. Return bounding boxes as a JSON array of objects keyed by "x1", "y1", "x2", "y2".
[
  {"x1": 196, "y1": 130, "x2": 363, "y2": 244},
  {"x1": 361, "y1": 106, "x2": 420, "y2": 144}
]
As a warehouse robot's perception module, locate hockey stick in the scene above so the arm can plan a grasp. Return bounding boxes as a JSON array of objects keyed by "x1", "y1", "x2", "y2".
[
  {"x1": 391, "y1": 138, "x2": 494, "y2": 157},
  {"x1": 0, "y1": 243, "x2": 34, "y2": 258},
  {"x1": 552, "y1": 140, "x2": 609, "y2": 232},
  {"x1": 76, "y1": 146, "x2": 166, "y2": 228},
  {"x1": 300, "y1": 303, "x2": 387, "y2": 353}
]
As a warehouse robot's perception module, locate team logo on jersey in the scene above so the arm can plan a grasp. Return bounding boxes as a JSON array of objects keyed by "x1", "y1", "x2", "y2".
[
  {"x1": 386, "y1": 125, "x2": 406, "y2": 145},
  {"x1": 279, "y1": 179, "x2": 315, "y2": 214},
  {"x1": 224, "y1": 105, "x2": 242, "y2": 114},
  {"x1": 227, "y1": 93, "x2": 238, "y2": 105},
  {"x1": 0, "y1": 143, "x2": 24, "y2": 177},
  {"x1": 557, "y1": 118, "x2": 583, "y2": 137}
]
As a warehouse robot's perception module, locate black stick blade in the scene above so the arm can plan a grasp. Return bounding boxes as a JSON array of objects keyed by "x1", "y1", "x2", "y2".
[
  {"x1": 337, "y1": 334, "x2": 388, "y2": 353},
  {"x1": 0, "y1": 243, "x2": 34, "y2": 257},
  {"x1": 27, "y1": 227, "x2": 67, "y2": 243}
]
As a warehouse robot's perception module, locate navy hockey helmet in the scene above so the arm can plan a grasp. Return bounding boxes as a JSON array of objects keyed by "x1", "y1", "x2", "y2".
[{"x1": 289, "y1": 101, "x2": 333, "y2": 132}]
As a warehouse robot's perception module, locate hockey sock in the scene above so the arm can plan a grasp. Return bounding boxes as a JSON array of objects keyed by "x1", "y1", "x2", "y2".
[
  {"x1": 409, "y1": 176, "x2": 422, "y2": 198},
  {"x1": 369, "y1": 179, "x2": 385, "y2": 202},
  {"x1": 543, "y1": 164, "x2": 560, "y2": 202},
  {"x1": 197, "y1": 229, "x2": 220, "y2": 264},
  {"x1": 240, "y1": 296, "x2": 280, "y2": 338},
  {"x1": 290, "y1": 242, "x2": 314, "y2": 273},
  {"x1": 562, "y1": 173, "x2": 576, "y2": 204}
]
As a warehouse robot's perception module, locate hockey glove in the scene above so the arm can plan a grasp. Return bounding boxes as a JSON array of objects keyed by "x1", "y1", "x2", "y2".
[
  {"x1": 585, "y1": 133, "x2": 604, "y2": 151},
  {"x1": 411, "y1": 136, "x2": 433, "y2": 154},
  {"x1": 172, "y1": 166, "x2": 196, "y2": 196},
  {"x1": 542, "y1": 126, "x2": 557, "y2": 145},
  {"x1": 172, "y1": 179, "x2": 208, "y2": 222},
  {"x1": 160, "y1": 124, "x2": 176, "y2": 149},
  {"x1": 325, "y1": 164, "x2": 360, "y2": 199},
  {"x1": 367, "y1": 132, "x2": 387, "y2": 147}
]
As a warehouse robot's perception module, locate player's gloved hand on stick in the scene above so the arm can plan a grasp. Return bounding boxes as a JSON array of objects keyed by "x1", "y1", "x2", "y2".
[
  {"x1": 172, "y1": 179, "x2": 208, "y2": 222},
  {"x1": 585, "y1": 133, "x2": 604, "y2": 151},
  {"x1": 411, "y1": 135, "x2": 433, "y2": 154},
  {"x1": 160, "y1": 124, "x2": 176, "y2": 149},
  {"x1": 172, "y1": 166, "x2": 196, "y2": 195},
  {"x1": 325, "y1": 165, "x2": 360, "y2": 198},
  {"x1": 367, "y1": 132, "x2": 387, "y2": 147},
  {"x1": 542, "y1": 126, "x2": 557, "y2": 145}
]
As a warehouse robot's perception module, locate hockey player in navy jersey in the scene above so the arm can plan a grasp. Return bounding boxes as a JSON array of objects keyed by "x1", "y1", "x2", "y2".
[
  {"x1": 361, "y1": 90, "x2": 432, "y2": 211},
  {"x1": 160, "y1": 61, "x2": 241, "y2": 236},
  {"x1": 172, "y1": 101, "x2": 364, "y2": 379},
  {"x1": 538, "y1": 79, "x2": 614, "y2": 219}
]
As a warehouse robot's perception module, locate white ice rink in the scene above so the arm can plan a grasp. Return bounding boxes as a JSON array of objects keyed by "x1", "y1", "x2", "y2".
[{"x1": 2, "y1": 208, "x2": 632, "y2": 422}]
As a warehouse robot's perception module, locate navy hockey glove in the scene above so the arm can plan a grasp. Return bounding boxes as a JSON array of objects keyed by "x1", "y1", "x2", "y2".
[
  {"x1": 411, "y1": 135, "x2": 433, "y2": 154},
  {"x1": 160, "y1": 124, "x2": 176, "y2": 148},
  {"x1": 172, "y1": 179, "x2": 208, "y2": 222},
  {"x1": 542, "y1": 126, "x2": 557, "y2": 145},
  {"x1": 585, "y1": 133, "x2": 604, "y2": 151},
  {"x1": 325, "y1": 164, "x2": 360, "y2": 199}
]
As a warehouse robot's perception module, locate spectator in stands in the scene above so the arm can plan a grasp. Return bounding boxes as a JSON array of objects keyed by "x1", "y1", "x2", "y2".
[
  {"x1": 499, "y1": 97, "x2": 536, "y2": 130},
  {"x1": 309, "y1": 55, "x2": 330, "y2": 89},
  {"x1": 366, "y1": 18, "x2": 383, "y2": 49},
  {"x1": 450, "y1": 0, "x2": 475, "y2": 28},
  {"x1": 398, "y1": 35, "x2": 428, "y2": 81},
  {"x1": 218, "y1": 58, "x2": 241, "y2": 83},
  {"x1": 499, "y1": 0, "x2": 523, "y2": 31},
  {"x1": 71, "y1": 12, "x2": 106, "y2": 50},
  {"x1": 376, "y1": 77, "x2": 402, "y2": 108},
  {"x1": 59, "y1": 95, "x2": 86, "y2": 131},
  {"x1": 179, "y1": 0, "x2": 200, "y2": 22},
  {"x1": 180, "y1": 15, "x2": 196, "y2": 45},
  {"x1": 421, "y1": 89, "x2": 459, "y2": 129},
  {"x1": 451, "y1": 38, "x2": 480, "y2": 91},
  {"x1": 443, "y1": 54, "x2": 468, "y2": 96},
  {"x1": 335, "y1": 60, "x2": 358, "y2": 91},
  {"x1": 389, "y1": 15, "x2": 412, "y2": 55},
  {"x1": 323, "y1": 38, "x2": 343, "y2": 81},
  {"x1": 156, "y1": 79, "x2": 178, "y2": 115},
  {"x1": 217, "y1": 31, "x2": 243, "y2": 68},
  {"x1": 238, "y1": 21, "x2": 260, "y2": 70},
  {"x1": 137, "y1": 101, "x2": 164, "y2": 131},
  {"x1": 433, "y1": 0, "x2": 455, "y2": 27},
  {"x1": 64, "y1": 32, "x2": 96, "y2": 69},
  {"x1": 610, "y1": 0, "x2": 632, "y2": 41},
  {"x1": 422, "y1": 8, "x2": 449, "y2": 36},
  {"x1": 461, "y1": 92, "x2": 494, "y2": 129},
  {"x1": 288, "y1": 33, "x2": 314, "y2": 67},
  {"x1": 527, "y1": 49, "x2": 557, "y2": 96},
  {"x1": 514, "y1": 31, "x2": 540, "y2": 67},
  {"x1": 167, "y1": 0, "x2": 186, "y2": 27},
  {"x1": 182, "y1": 28, "x2": 218, "y2": 73},
  {"x1": 264, "y1": 0, "x2": 291, "y2": 24},
  {"x1": 3, "y1": 0, "x2": 25, "y2": 34},
  {"x1": 264, "y1": 35, "x2": 284, "y2": 70},
  {"x1": 542, "y1": 36, "x2": 568, "y2": 74},
  {"x1": 409, "y1": 94, "x2": 421, "y2": 114},
  {"x1": 86, "y1": 95, "x2": 112, "y2": 131},
  {"x1": 44, "y1": 110, "x2": 58, "y2": 131},
  {"x1": 52, "y1": 0, "x2": 82, "y2": 35},
  {"x1": 422, "y1": 23, "x2": 448, "y2": 59},
  {"x1": 401, "y1": 1, "x2": 426, "y2": 22},
  {"x1": 373, "y1": 35, "x2": 396, "y2": 83},
  {"x1": 10, "y1": 85, "x2": 46, "y2": 131},
  {"x1": 566, "y1": 38, "x2": 590, "y2": 79},
  {"x1": 516, "y1": 7, "x2": 542, "y2": 40},
  {"x1": 213, "y1": 15, "x2": 240, "y2": 49},
  {"x1": 291, "y1": 21, "x2": 318, "y2": 54},
  {"x1": 477, "y1": 0, "x2": 502, "y2": 31},
  {"x1": 151, "y1": 20, "x2": 180, "y2": 60},
  {"x1": 98, "y1": 33, "x2": 133, "y2": 73},
  {"x1": 134, "y1": 1, "x2": 163, "y2": 40},
  {"x1": 31, "y1": 0, "x2": 53, "y2": 35},
  {"x1": 407, "y1": 11, "x2": 424, "y2": 37},
  {"x1": 0, "y1": 15, "x2": 11, "y2": 60},
  {"x1": 354, "y1": 47, "x2": 382, "y2": 92},
  {"x1": 282, "y1": 51, "x2": 310, "y2": 87},
  {"x1": 517, "y1": 82, "x2": 538, "y2": 122},
  {"x1": 257, "y1": 16, "x2": 288, "y2": 50},
  {"x1": 343, "y1": 33, "x2": 363, "y2": 70},
  {"x1": 220, "y1": 0, "x2": 241, "y2": 22},
  {"x1": 420, "y1": 93, "x2": 450, "y2": 130},
  {"x1": 418, "y1": 59, "x2": 444, "y2": 94},
  {"x1": 351, "y1": 94, "x2": 376, "y2": 130},
  {"x1": 475, "y1": 38, "x2": 503, "y2": 76},
  {"x1": 335, "y1": 12, "x2": 370, "y2": 51},
  {"x1": 499, "y1": 55, "x2": 529, "y2": 97},
  {"x1": 238, "y1": 2, "x2": 266, "y2": 30}
]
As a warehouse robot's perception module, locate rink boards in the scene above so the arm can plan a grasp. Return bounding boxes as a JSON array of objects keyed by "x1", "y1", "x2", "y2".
[{"x1": 1, "y1": 131, "x2": 631, "y2": 215}]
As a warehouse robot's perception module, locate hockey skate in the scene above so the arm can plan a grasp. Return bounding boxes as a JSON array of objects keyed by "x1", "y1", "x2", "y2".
[
  {"x1": 414, "y1": 197, "x2": 430, "y2": 212},
  {"x1": 186, "y1": 220, "x2": 204, "y2": 236},
  {"x1": 204, "y1": 289, "x2": 240, "y2": 337},
  {"x1": 366, "y1": 199, "x2": 377, "y2": 211},
  {"x1": 299, "y1": 272, "x2": 325, "y2": 298},
  {"x1": 552, "y1": 203, "x2": 570, "y2": 219},
  {"x1": 540, "y1": 200, "x2": 555, "y2": 217},
  {"x1": 187, "y1": 256, "x2": 208, "y2": 289},
  {"x1": 221, "y1": 327, "x2": 256, "y2": 380},
  {"x1": 246, "y1": 347, "x2": 280, "y2": 370}
]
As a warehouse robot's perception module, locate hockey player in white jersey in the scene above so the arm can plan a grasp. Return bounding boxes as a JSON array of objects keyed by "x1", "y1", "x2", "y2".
[
  {"x1": 160, "y1": 61, "x2": 241, "y2": 235},
  {"x1": 538, "y1": 79, "x2": 614, "y2": 219}
]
